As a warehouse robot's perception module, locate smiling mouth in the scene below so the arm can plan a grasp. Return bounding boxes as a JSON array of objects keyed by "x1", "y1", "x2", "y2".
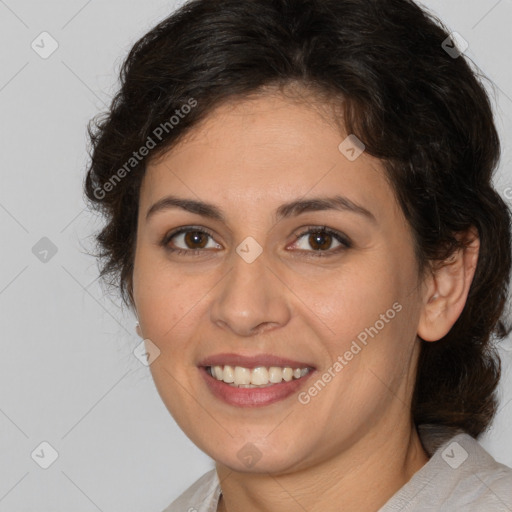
[{"x1": 205, "y1": 365, "x2": 312, "y2": 388}]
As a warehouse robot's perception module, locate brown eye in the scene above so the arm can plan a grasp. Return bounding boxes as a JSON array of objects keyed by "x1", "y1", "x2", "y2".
[
  {"x1": 162, "y1": 227, "x2": 222, "y2": 254},
  {"x1": 183, "y1": 231, "x2": 209, "y2": 249},
  {"x1": 308, "y1": 231, "x2": 333, "y2": 251},
  {"x1": 291, "y1": 226, "x2": 351, "y2": 257}
]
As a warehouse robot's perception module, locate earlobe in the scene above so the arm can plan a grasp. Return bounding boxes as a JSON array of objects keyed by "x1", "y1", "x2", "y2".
[{"x1": 417, "y1": 227, "x2": 480, "y2": 342}]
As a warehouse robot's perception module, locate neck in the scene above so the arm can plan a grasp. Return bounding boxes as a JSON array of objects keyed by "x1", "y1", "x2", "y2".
[{"x1": 216, "y1": 422, "x2": 429, "y2": 512}]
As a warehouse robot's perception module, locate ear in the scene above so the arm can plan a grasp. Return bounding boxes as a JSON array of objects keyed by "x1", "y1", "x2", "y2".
[{"x1": 417, "y1": 226, "x2": 480, "y2": 342}]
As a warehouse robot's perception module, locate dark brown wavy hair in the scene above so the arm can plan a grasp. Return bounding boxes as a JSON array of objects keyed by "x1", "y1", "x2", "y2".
[{"x1": 84, "y1": 0, "x2": 512, "y2": 438}]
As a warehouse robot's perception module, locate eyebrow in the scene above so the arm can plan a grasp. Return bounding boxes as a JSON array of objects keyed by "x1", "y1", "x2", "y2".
[{"x1": 145, "y1": 194, "x2": 377, "y2": 224}]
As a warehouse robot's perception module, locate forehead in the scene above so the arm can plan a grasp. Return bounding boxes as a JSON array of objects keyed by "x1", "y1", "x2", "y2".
[{"x1": 141, "y1": 93, "x2": 400, "y2": 223}]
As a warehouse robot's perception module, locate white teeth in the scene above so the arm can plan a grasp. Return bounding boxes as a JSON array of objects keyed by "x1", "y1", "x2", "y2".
[
  {"x1": 208, "y1": 364, "x2": 311, "y2": 387},
  {"x1": 213, "y1": 366, "x2": 224, "y2": 380},
  {"x1": 234, "y1": 366, "x2": 251, "y2": 385},
  {"x1": 251, "y1": 367, "x2": 269, "y2": 385},
  {"x1": 282, "y1": 367, "x2": 293, "y2": 382},
  {"x1": 223, "y1": 365, "x2": 235, "y2": 383},
  {"x1": 268, "y1": 366, "x2": 283, "y2": 383}
]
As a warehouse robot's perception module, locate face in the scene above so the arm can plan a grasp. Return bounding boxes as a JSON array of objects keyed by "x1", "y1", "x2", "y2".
[{"x1": 132, "y1": 91, "x2": 427, "y2": 474}]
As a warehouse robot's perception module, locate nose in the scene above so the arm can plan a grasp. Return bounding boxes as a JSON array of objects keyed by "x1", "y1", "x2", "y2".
[{"x1": 209, "y1": 249, "x2": 291, "y2": 337}]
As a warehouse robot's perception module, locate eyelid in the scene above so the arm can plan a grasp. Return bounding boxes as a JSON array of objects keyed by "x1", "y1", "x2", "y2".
[
  {"x1": 160, "y1": 226, "x2": 222, "y2": 256},
  {"x1": 289, "y1": 225, "x2": 352, "y2": 255},
  {"x1": 161, "y1": 225, "x2": 218, "y2": 246}
]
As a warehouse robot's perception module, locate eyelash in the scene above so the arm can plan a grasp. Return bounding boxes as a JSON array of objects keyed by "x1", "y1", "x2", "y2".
[
  {"x1": 292, "y1": 226, "x2": 352, "y2": 257},
  {"x1": 160, "y1": 225, "x2": 352, "y2": 258}
]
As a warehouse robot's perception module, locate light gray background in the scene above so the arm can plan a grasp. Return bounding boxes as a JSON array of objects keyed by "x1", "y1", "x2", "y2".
[{"x1": 0, "y1": 1, "x2": 511, "y2": 511}]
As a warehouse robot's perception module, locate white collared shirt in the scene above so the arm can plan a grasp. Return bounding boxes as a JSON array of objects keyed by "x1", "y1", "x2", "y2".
[{"x1": 161, "y1": 424, "x2": 512, "y2": 511}]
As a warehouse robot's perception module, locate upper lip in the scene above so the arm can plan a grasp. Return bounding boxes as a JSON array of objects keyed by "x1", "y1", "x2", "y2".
[{"x1": 198, "y1": 353, "x2": 315, "y2": 370}]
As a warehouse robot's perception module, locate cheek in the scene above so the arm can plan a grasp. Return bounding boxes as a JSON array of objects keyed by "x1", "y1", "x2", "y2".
[
  {"x1": 300, "y1": 255, "x2": 419, "y2": 402},
  {"x1": 292, "y1": 259, "x2": 404, "y2": 342},
  {"x1": 132, "y1": 250, "x2": 197, "y2": 344}
]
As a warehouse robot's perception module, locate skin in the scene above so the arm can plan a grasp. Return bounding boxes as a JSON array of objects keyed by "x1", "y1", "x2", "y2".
[{"x1": 131, "y1": 89, "x2": 479, "y2": 512}]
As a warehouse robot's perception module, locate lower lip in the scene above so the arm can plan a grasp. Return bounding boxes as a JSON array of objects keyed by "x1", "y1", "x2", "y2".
[{"x1": 199, "y1": 367, "x2": 315, "y2": 407}]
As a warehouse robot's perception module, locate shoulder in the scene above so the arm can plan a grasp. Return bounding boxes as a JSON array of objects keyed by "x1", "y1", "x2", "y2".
[
  {"x1": 447, "y1": 433, "x2": 512, "y2": 510},
  {"x1": 161, "y1": 469, "x2": 220, "y2": 512},
  {"x1": 381, "y1": 425, "x2": 512, "y2": 511}
]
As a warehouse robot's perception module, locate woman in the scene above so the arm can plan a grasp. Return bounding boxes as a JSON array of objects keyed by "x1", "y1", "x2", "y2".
[{"x1": 84, "y1": 0, "x2": 512, "y2": 510}]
